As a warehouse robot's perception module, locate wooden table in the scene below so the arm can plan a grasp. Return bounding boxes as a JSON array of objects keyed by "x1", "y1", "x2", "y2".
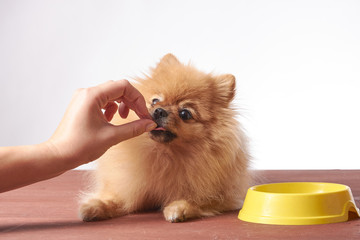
[{"x1": 1, "y1": 170, "x2": 360, "y2": 239}]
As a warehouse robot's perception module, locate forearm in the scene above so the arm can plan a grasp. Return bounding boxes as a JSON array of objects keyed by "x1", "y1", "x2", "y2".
[{"x1": 0, "y1": 143, "x2": 76, "y2": 193}]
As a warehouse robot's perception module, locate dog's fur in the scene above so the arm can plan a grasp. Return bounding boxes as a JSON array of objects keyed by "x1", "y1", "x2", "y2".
[{"x1": 79, "y1": 54, "x2": 251, "y2": 222}]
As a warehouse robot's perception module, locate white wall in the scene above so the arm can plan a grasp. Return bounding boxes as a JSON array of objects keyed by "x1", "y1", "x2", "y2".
[{"x1": 1, "y1": 0, "x2": 359, "y2": 169}]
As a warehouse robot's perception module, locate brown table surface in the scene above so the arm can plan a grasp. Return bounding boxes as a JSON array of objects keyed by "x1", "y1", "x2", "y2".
[{"x1": 1, "y1": 170, "x2": 360, "y2": 239}]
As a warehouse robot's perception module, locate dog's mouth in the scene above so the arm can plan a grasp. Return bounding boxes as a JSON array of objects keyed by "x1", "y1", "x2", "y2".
[
  {"x1": 153, "y1": 126, "x2": 167, "y2": 131},
  {"x1": 150, "y1": 124, "x2": 177, "y2": 143}
]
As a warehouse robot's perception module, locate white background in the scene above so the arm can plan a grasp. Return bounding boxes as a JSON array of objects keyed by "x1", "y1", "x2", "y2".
[{"x1": 0, "y1": 0, "x2": 359, "y2": 169}]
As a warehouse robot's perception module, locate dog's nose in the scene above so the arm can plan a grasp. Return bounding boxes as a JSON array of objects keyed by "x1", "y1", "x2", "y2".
[{"x1": 153, "y1": 108, "x2": 168, "y2": 120}]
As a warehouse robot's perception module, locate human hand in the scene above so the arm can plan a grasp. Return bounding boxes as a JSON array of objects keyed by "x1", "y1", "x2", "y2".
[{"x1": 47, "y1": 80, "x2": 156, "y2": 166}]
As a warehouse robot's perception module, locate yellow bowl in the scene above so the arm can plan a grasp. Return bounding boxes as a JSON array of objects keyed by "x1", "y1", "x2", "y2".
[{"x1": 238, "y1": 182, "x2": 360, "y2": 225}]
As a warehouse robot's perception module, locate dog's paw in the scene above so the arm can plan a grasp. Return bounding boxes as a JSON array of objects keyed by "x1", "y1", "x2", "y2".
[
  {"x1": 79, "y1": 198, "x2": 124, "y2": 222},
  {"x1": 163, "y1": 200, "x2": 201, "y2": 223}
]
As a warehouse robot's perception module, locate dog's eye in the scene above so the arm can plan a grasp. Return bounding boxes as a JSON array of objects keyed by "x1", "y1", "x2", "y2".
[
  {"x1": 179, "y1": 109, "x2": 192, "y2": 120},
  {"x1": 152, "y1": 98, "x2": 160, "y2": 106}
]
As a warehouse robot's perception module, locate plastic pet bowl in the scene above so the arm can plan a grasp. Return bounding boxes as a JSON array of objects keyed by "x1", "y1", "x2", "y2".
[{"x1": 238, "y1": 182, "x2": 360, "y2": 225}]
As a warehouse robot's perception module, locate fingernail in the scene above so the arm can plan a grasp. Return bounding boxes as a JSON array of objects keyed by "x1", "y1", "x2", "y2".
[{"x1": 146, "y1": 122, "x2": 157, "y2": 132}]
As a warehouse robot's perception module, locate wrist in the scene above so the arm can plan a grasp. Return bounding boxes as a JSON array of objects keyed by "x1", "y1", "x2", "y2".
[{"x1": 40, "y1": 140, "x2": 79, "y2": 173}]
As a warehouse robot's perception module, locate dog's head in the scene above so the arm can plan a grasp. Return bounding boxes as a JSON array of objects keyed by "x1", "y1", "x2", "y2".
[{"x1": 139, "y1": 54, "x2": 236, "y2": 144}]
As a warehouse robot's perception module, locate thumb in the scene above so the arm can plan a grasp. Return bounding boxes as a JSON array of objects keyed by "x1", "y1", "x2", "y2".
[{"x1": 107, "y1": 119, "x2": 157, "y2": 144}]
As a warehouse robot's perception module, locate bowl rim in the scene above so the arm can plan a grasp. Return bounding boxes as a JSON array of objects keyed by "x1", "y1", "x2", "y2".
[{"x1": 249, "y1": 182, "x2": 350, "y2": 196}]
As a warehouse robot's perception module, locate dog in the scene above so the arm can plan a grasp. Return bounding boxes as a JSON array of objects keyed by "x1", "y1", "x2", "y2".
[{"x1": 79, "y1": 54, "x2": 251, "y2": 222}]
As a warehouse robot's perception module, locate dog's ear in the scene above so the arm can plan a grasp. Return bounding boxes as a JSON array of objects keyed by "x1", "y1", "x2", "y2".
[
  {"x1": 156, "y1": 54, "x2": 180, "y2": 69},
  {"x1": 214, "y1": 74, "x2": 236, "y2": 105}
]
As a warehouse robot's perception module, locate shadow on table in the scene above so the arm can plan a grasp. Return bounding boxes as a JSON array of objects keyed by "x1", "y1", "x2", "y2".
[
  {"x1": 0, "y1": 211, "x2": 184, "y2": 234},
  {"x1": 0, "y1": 220, "x2": 88, "y2": 233}
]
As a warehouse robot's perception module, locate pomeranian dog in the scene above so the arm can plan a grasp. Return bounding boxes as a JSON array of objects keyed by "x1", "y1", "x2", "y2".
[{"x1": 79, "y1": 54, "x2": 250, "y2": 222}]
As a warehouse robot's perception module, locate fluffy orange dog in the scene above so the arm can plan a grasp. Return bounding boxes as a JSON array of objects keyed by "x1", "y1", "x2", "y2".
[{"x1": 79, "y1": 54, "x2": 250, "y2": 222}]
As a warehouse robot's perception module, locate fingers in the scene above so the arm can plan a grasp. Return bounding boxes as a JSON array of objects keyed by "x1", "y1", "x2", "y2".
[
  {"x1": 107, "y1": 119, "x2": 157, "y2": 144},
  {"x1": 118, "y1": 102, "x2": 130, "y2": 119},
  {"x1": 96, "y1": 80, "x2": 151, "y2": 120},
  {"x1": 104, "y1": 102, "x2": 118, "y2": 122}
]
